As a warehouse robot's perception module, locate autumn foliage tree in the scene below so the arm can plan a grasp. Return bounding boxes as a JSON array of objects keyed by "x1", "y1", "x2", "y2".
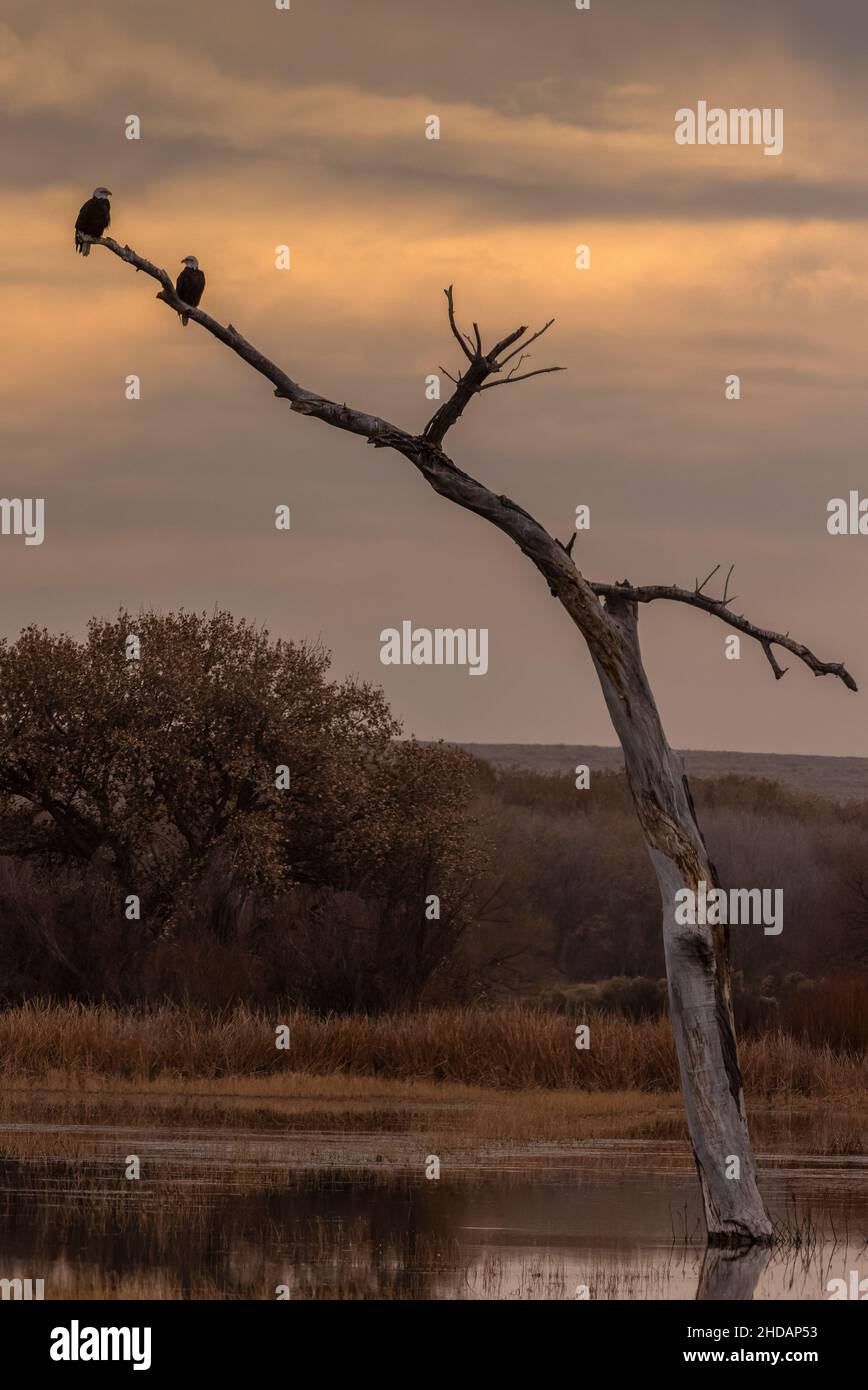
[{"x1": 0, "y1": 609, "x2": 482, "y2": 1007}]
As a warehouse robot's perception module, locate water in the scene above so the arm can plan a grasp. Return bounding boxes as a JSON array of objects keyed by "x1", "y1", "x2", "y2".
[{"x1": 0, "y1": 1093, "x2": 864, "y2": 1299}]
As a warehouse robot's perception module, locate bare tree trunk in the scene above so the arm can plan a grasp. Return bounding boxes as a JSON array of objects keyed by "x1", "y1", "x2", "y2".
[
  {"x1": 589, "y1": 591, "x2": 772, "y2": 1243},
  {"x1": 85, "y1": 239, "x2": 857, "y2": 1244}
]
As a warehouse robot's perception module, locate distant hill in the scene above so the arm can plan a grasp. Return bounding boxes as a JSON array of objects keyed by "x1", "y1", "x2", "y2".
[{"x1": 455, "y1": 744, "x2": 868, "y2": 803}]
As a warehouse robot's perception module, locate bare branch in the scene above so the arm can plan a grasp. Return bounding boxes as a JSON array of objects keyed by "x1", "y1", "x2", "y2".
[
  {"x1": 445, "y1": 285, "x2": 475, "y2": 363},
  {"x1": 589, "y1": 579, "x2": 858, "y2": 691},
  {"x1": 488, "y1": 324, "x2": 528, "y2": 359},
  {"x1": 481, "y1": 365, "x2": 566, "y2": 390},
  {"x1": 79, "y1": 234, "x2": 175, "y2": 297},
  {"x1": 85, "y1": 235, "x2": 397, "y2": 441},
  {"x1": 722, "y1": 564, "x2": 735, "y2": 604},
  {"x1": 84, "y1": 236, "x2": 602, "y2": 630},
  {"x1": 423, "y1": 291, "x2": 564, "y2": 442},
  {"x1": 695, "y1": 564, "x2": 720, "y2": 595},
  {"x1": 423, "y1": 356, "x2": 492, "y2": 444},
  {"x1": 499, "y1": 318, "x2": 556, "y2": 366},
  {"x1": 760, "y1": 640, "x2": 789, "y2": 682},
  {"x1": 84, "y1": 235, "x2": 856, "y2": 700}
]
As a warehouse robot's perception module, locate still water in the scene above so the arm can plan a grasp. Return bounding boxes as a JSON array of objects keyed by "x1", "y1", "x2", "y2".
[{"x1": 0, "y1": 1093, "x2": 865, "y2": 1300}]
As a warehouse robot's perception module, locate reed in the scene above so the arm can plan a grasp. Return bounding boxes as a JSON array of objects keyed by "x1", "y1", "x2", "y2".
[{"x1": 0, "y1": 1001, "x2": 864, "y2": 1098}]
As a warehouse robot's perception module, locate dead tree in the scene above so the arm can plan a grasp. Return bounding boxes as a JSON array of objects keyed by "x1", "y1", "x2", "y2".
[{"x1": 82, "y1": 233, "x2": 857, "y2": 1243}]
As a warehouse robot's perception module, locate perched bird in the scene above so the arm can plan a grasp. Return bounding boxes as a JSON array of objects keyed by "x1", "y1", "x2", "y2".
[
  {"x1": 175, "y1": 256, "x2": 206, "y2": 326},
  {"x1": 74, "y1": 187, "x2": 112, "y2": 256}
]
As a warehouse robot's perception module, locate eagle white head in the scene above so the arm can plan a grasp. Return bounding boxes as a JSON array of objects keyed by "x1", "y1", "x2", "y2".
[
  {"x1": 93, "y1": 187, "x2": 112, "y2": 200},
  {"x1": 181, "y1": 256, "x2": 199, "y2": 270}
]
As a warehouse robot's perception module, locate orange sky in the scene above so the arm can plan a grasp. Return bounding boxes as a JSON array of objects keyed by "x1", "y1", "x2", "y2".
[{"x1": 2, "y1": 0, "x2": 868, "y2": 756}]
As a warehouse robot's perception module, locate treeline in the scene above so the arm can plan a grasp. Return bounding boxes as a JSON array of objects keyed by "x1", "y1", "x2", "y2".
[
  {"x1": 0, "y1": 609, "x2": 866, "y2": 1033},
  {"x1": 471, "y1": 765, "x2": 868, "y2": 1001}
]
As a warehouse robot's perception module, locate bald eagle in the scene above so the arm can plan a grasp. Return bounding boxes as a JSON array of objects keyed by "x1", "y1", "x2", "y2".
[
  {"x1": 75, "y1": 187, "x2": 112, "y2": 256},
  {"x1": 176, "y1": 257, "x2": 206, "y2": 326}
]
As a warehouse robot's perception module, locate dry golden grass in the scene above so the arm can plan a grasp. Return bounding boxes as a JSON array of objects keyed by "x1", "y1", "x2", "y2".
[
  {"x1": 0, "y1": 1001, "x2": 864, "y2": 1100},
  {"x1": 0, "y1": 1079, "x2": 688, "y2": 1151}
]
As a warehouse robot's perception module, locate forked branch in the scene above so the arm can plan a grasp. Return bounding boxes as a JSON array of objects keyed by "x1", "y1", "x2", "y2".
[
  {"x1": 423, "y1": 285, "x2": 564, "y2": 444},
  {"x1": 590, "y1": 578, "x2": 857, "y2": 690},
  {"x1": 80, "y1": 232, "x2": 857, "y2": 697}
]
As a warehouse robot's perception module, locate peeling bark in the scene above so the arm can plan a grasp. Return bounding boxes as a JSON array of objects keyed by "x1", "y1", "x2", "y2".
[{"x1": 589, "y1": 591, "x2": 772, "y2": 1243}]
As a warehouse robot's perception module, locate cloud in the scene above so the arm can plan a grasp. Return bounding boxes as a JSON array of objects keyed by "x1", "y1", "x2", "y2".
[
  {"x1": 2, "y1": 1, "x2": 868, "y2": 753},
  {"x1": 6, "y1": 9, "x2": 868, "y2": 221}
]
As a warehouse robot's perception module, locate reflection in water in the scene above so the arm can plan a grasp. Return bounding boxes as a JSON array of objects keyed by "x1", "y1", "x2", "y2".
[
  {"x1": 696, "y1": 1245, "x2": 769, "y2": 1301},
  {"x1": 0, "y1": 1096, "x2": 864, "y2": 1300}
]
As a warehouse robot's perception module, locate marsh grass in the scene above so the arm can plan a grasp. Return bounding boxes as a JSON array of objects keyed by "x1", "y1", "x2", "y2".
[
  {"x1": 1, "y1": 1001, "x2": 865, "y2": 1098},
  {"x1": 0, "y1": 1024, "x2": 863, "y2": 1301}
]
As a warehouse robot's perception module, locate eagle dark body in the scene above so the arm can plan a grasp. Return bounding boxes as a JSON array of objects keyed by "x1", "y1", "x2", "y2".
[
  {"x1": 176, "y1": 267, "x2": 206, "y2": 317},
  {"x1": 74, "y1": 196, "x2": 110, "y2": 254}
]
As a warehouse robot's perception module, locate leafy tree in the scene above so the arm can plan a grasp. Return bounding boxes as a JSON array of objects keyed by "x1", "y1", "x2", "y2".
[{"x1": 0, "y1": 610, "x2": 482, "y2": 1006}]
